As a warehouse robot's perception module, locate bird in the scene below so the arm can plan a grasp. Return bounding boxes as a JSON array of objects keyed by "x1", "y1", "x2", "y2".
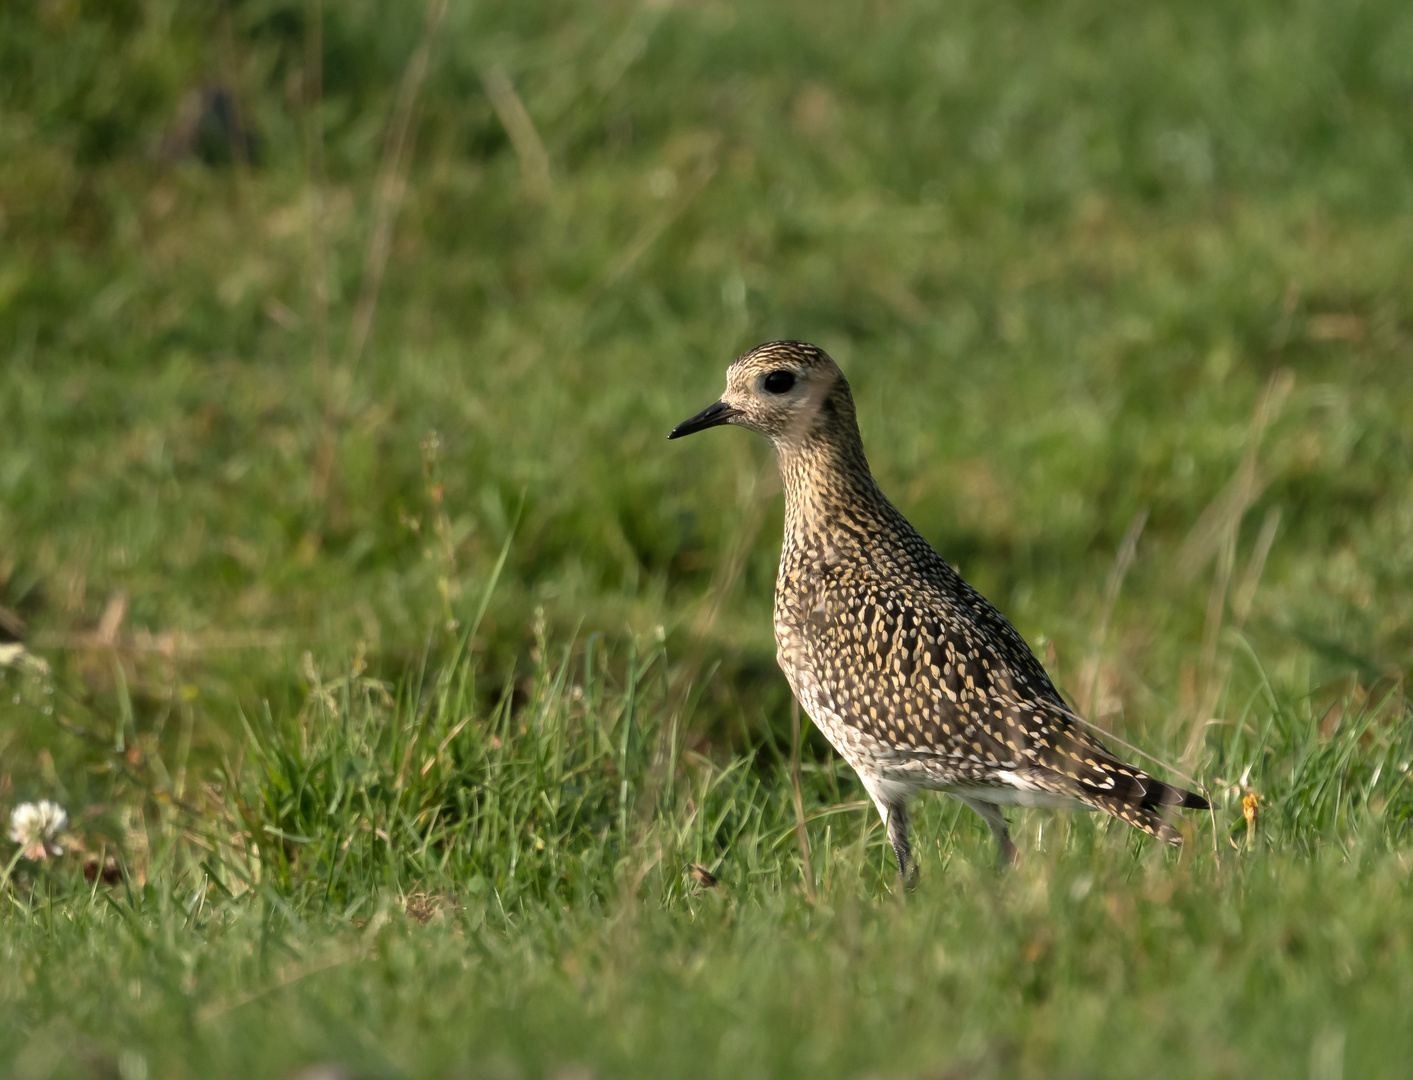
[{"x1": 669, "y1": 341, "x2": 1208, "y2": 885}]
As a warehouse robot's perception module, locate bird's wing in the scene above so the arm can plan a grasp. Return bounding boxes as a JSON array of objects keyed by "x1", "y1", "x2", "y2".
[{"x1": 803, "y1": 567, "x2": 1205, "y2": 840}]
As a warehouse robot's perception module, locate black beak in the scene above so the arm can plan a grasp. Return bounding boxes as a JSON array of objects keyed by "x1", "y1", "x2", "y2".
[{"x1": 668, "y1": 399, "x2": 740, "y2": 439}]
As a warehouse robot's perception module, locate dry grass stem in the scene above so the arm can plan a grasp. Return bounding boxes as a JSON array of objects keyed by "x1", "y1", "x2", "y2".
[
  {"x1": 34, "y1": 629, "x2": 296, "y2": 656},
  {"x1": 1196, "y1": 531, "x2": 1237, "y2": 722},
  {"x1": 310, "y1": 0, "x2": 446, "y2": 513},
  {"x1": 345, "y1": 0, "x2": 449, "y2": 376},
  {"x1": 481, "y1": 64, "x2": 553, "y2": 204},
  {"x1": 1232, "y1": 506, "x2": 1281, "y2": 628},
  {"x1": 1079, "y1": 507, "x2": 1148, "y2": 719},
  {"x1": 596, "y1": 154, "x2": 718, "y2": 293},
  {"x1": 1183, "y1": 505, "x2": 1283, "y2": 768},
  {"x1": 1175, "y1": 368, "x2": 1293, "y2": 581},
  {"x1": 302, "y1": 0, "x2": 330, "y2": 389},
  {"x1": 1179, "y1": 371, "x2": 1293, "y2": 765}
]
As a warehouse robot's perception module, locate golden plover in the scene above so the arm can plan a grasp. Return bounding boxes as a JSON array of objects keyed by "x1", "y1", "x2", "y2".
[{"x1": 670, "y1": 341, "x2": 1208, "y2": 882}]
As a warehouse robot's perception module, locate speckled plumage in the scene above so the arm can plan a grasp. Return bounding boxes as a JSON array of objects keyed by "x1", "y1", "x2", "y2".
[{"x1": 671, "y1": 341, "x2": 1208, "y2": 882}]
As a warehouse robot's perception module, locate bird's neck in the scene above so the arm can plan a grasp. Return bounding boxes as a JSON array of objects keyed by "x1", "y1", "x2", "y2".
[{"x1": 776, "y1": 430, "x2": 895, "y2": 555}]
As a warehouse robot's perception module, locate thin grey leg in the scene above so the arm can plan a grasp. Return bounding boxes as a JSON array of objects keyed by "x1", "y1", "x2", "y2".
[
  {"x1": 885, "y1": 800, "x2": 919, "y2": 889},
  {"x1": 959, "y1": 796, "x2": 1019, "y2": 869},
  {"x1": 862, "y1": 778, "x2": 919, "y2": 889}
]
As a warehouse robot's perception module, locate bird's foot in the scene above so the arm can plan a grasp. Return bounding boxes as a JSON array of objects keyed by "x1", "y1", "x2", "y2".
[
  {"x1": 996, "y1": 833, "x2": 1019, "y2": 872},
  {"x1": 896, "y1": 858, "x2": 920, "y2": 892}
]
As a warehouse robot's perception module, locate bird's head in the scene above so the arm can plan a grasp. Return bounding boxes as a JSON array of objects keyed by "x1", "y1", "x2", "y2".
[{"x1": 668, "y1": 340, "x2": 854, "y2": 449}]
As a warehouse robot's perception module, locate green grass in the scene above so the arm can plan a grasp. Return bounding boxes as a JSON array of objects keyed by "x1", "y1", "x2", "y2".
[{"x1": 2, "y1": 0, "x2": 1412, "y2": 1075}]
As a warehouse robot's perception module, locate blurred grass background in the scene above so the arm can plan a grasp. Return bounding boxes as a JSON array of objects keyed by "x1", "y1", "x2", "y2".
[{"x1": 0, "y1": 0, "x2": 1412, "y2": 1077}]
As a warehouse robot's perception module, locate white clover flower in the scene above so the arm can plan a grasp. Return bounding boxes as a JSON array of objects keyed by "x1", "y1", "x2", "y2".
[{"x1": 8, "y1": 799, "x2": 68, "y2": 859}]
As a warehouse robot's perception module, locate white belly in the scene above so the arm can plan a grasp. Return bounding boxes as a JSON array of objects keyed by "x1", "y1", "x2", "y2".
[{"x1": 939, "y1": 781, "x2": 1088, "y2": 811}]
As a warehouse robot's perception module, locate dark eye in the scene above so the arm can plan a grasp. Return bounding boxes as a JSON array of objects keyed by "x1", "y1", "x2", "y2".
[{"x1": 763, "y1": 370, "x2": 796, "y2": 394}]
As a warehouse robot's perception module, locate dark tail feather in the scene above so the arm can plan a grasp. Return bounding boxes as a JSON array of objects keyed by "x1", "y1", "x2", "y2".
[
  {"x1": 1089, "y1": 795, "x2": 1186, "y2": 845},
  {"x1": 1139, "y1": 776, "x2": 1209, "y2": 811},
  {"x1": 1178, "y1": 788, "x2": 1210, "y2": 810},
  {"x1": 1088, "y1": 776, "x2": 1209, "y2": 845},
  {"x1": 1039, "y1": 718, "x2": 1209, "y2": 814}
]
